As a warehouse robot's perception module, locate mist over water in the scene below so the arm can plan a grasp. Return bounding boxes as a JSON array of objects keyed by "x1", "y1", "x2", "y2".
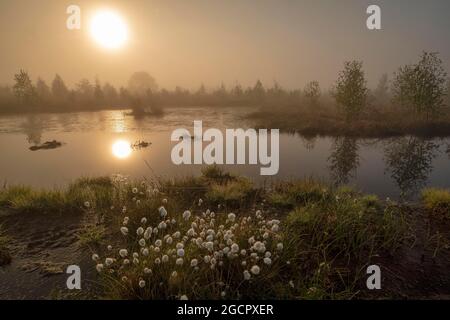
[{"x1": 0, "y1": 107, "x2": 449, "y2": 200}]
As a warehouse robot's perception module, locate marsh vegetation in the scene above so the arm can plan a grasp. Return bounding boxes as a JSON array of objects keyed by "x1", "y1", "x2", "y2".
[{"x1": 0, "y1": 167, "x2": 449, "y2": 299}]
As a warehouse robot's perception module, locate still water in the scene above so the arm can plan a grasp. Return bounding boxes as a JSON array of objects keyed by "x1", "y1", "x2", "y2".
[{"x1": 0, "y1": 107, "x2": 449, "y2": 200}]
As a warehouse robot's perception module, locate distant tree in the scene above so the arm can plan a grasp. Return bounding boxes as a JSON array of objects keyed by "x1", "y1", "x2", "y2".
[
  {"x1": 333, "y1": 61, "x2": 368, "y2": 122},
  {"x1": 35, "y1": 77, "x2": 51, "y2": 100},
  {"x1": 392, "y1": 52, "x2": 447, "y2": 120},
  {"x1": 304, "y1": 81, "x2": 321, "y2": 106},
  {"x1": 196, "y1": 84, "x2": 206, "y2": 96},
  {"x1": 76, "y1": 79, "x2": 94, "y2": 101},
  {"x1": 267, "y1": 81, "x2": 285, "y2": 100},
  {"x1": 374, "y1": 73, "x2": 389, "y2": 105},
  {"x1": 214, "y1": 83, "x2": 228, "y2": 102},
  {"x1": 231, "y1": 84, "x2": 243, "y2": 97},
  {"x1": 102, "y1": 82, "x2": 118, "y2": 102},
  {"x1": 51, "y1": 74, "x2": 69, "y2": 100},
  {"x1": 128, "y1": 72, "x2": 158, "y2": 97},
  {"x1": 119, "y1": 87, "x2": 131, "y2": 102},
  {"x1": 94, "y1": 77, "x2": 104, "y2": 103},
  {"x1": 251, "y1": 80, "x2": 265, "y2": 104},
  {"x1": 13, "y1": 69, "x2": 36, "y2": 104}
]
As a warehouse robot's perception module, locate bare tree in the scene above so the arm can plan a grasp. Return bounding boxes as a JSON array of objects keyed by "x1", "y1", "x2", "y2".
[{"x1": 304, "y1": 81, "x2": 321, "y2": 106}]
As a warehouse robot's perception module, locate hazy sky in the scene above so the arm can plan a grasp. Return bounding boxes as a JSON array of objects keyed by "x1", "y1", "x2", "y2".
[{"x1": 1, "y1": 0, "x2": 450, "y2": 90}]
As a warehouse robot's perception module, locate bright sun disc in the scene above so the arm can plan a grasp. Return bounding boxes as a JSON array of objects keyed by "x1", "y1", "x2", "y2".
[
  {"x1": 112, "y1": 140, "x2": 132, "y2": 159},
  {"x1": 90, "y1": 10, "x2": 128, "y2": 49}
]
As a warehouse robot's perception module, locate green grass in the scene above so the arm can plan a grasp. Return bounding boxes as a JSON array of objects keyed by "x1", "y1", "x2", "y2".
[
  {"x1": 421, "y1": 188, "x2": 450, "y2": 217},
  {"x1": 77, "y1": 224, "x2": 106, "y2": 249},
  {"x1": 0, "y1": 167, "x2": 415, "y2": 299},
  {"x1": 0, "y1": 177, "x2": 114, "y2": 215},
  {"x1": 73, "y1": 167, "x2": 409, "y2": 300},
  {"x1": 206, "y1": 177, "x2": 256, "y2": 207}
]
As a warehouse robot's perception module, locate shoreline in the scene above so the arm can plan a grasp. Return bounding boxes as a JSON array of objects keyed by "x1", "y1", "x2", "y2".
[{"x1": 0, "y1": 169, "x2": 449, "y2": 299}]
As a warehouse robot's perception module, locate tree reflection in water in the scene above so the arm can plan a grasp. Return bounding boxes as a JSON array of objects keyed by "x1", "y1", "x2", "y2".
[
  {"x1": 21, "y1": 115, "x2": 45, "y2": 145},
  {"x1": 384, "y1": 137, "x2": 439, "y2": 199},
  {"x1": 328, "y1": 137, "x2": 360, "y2": 185}
]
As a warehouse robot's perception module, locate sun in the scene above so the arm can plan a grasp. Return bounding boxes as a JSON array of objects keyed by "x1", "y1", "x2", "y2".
[
  {"x1": 112, "y1": 140, "x2": 132, "y2": 159},
  {"x1": 90, "y1": 10, "x2": 128, "y2": 49}
]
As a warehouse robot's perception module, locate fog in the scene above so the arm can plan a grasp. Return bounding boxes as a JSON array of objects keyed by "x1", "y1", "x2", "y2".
[{"x1": 1, "y1": 0, "x2": 450, "y2": 90}]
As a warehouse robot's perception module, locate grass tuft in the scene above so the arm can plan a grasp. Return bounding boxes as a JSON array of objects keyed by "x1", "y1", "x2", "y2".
[{"x1": 422, "y1": 188, "x2": 450, "y2": 217}]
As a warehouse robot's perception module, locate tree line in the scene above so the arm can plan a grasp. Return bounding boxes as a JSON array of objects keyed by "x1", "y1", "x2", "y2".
[{"x1": 1, "y1": 51, "x2": 449, "y2": 121}]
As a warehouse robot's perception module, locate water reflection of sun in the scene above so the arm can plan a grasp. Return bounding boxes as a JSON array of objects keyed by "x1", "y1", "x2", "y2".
[
  {"x1": 112, "y1": 140, "x2": 132, "y2": 159},
  {"x1": 111, "y1": 111, "x2": 127, "y2": 133}
]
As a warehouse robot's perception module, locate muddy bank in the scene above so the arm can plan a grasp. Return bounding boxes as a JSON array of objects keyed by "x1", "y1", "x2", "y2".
[{"x1": 0, "y1": 210, "x2": 97, "y2": 299}]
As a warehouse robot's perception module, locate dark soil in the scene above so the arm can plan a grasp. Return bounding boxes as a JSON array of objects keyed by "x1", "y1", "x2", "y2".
[
  {"x1": 0, "y1": 206, "x2": 449, "y2": 299},
  {"x1": 0, "y1": 210, "x2": 97, "y2": 299},
  {"x1": 362, "y1": 207, "x2": 450, "y2": 299}
]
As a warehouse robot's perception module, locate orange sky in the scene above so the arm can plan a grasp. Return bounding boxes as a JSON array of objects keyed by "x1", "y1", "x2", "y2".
[{"x1": 1, "y1": 0, "x2": 449, "y2": 90}]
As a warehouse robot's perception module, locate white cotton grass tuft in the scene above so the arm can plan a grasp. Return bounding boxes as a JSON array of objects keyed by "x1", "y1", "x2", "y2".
[
  {"x1": 96, "y1": 264, "x2": 104, "y2": 272},
  {"x1": 183, "y1": 210, "x2": 191, "y2": 220},
  {"x1": 180, "y1": 295, "x2": 188, "y2": 300},
  {"x1": 94, "y1": 201, "x2": 288, "y2": 297},
  {"x1": 120, "y1": 227, "x2": 129, "y2": 236},
  {"x1": 177, "y1": 248, "x2": 185, "y2": 257},
  {"x1": 250, "y1": 265, "x2": 261, "y2": 275},
  {"x1": 144, "y1": 268, "x2": 152, "y2": 274},
  {"x1": 119, "y1": 249, "x2": 128, "y2": 258},
  {"x1": 159, "y1": 206, "x2": 168, "y2": 218},
  {"x1": 176, "y1": 242, "x2": 184, "y2": 249},
  {"x1": 253, "y1": 241, "x2": 266, "y2": 253}
]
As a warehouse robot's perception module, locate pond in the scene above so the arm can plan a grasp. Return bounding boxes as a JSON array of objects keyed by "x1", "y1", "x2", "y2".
[{"x1": 0, "y1": 107, "x2": 449, "y2": 200}]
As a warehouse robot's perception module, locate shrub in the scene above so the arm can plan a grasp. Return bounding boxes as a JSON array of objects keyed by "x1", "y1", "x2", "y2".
[
  {"x1": 333, "y1": 61, "x2": 368, "y2": 122},
  {"x1": 422, "y1": 188, "x2": 450, "y2": 216},
  {"x1": 206, "y1": 178, "x2": 255, "y2": 208},
  {"x1": 392, "y1": 51, "x2": 447, "y2": 120}
]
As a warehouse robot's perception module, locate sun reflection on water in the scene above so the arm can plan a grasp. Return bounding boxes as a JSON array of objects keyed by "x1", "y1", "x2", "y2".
[
  {"x1": 112, "y1": 139, "x2": 132, "y2": 159},
  {"x1": 111, "y1": 111, "x2": 127, "y2": 133}
]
